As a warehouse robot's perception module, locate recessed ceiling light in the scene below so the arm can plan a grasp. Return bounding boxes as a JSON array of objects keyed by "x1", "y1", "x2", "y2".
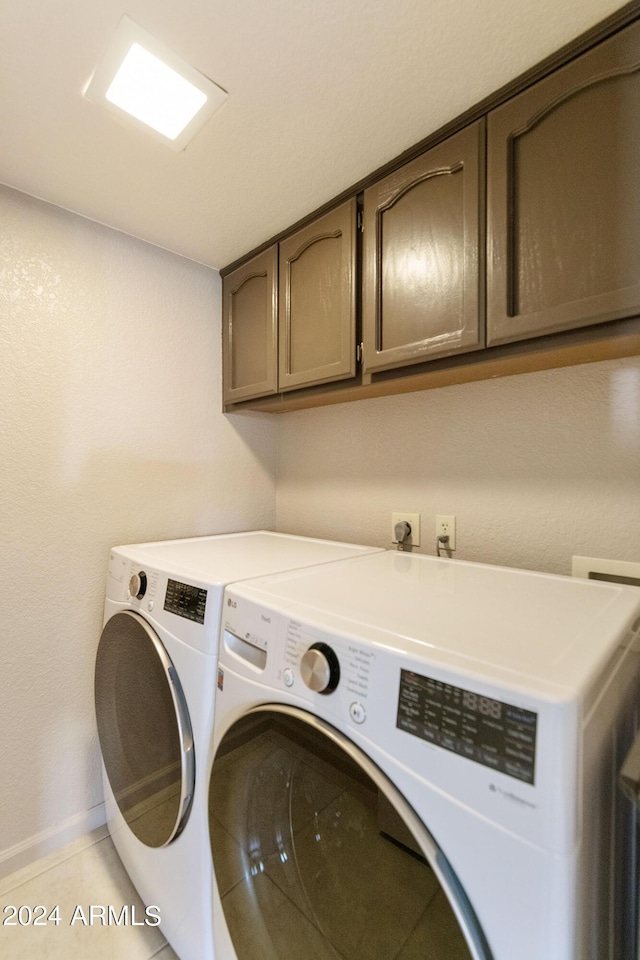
[
  {"x1": 105, "y1": 44, "x2": 208, "y2": 141},
  {"x1": 84, "y1": 16, "x2": 228, "y2": 151}
]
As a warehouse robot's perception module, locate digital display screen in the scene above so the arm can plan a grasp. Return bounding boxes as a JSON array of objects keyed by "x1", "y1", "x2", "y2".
[
  {"x1": 397, "y1": 670, "x2": 537, "y2": 784},
  {"x1": 164, "y1": 579, "x2": 207, "y2": 624}
]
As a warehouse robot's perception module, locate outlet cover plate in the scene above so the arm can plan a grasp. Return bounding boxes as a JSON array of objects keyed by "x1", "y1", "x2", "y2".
[{"x1": 436, "y1": 515, "x2": 456, "y2": 551}]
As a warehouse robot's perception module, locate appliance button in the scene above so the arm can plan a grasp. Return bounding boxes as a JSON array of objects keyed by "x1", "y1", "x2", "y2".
[
  {"x1": 283, "y1": 668, "x2": 294, "y2": 688},
  {"x1": 350, "y1": 702, "x2": 366, "y2": 724}
]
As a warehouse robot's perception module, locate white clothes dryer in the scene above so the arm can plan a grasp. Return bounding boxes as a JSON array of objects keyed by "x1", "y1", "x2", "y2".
[
  {"x1": 94, "y1": 531, "x2": 381, "y2": 960},
  {"x1": 208, "y1": 551, "x2": 640, "y2": 960}
]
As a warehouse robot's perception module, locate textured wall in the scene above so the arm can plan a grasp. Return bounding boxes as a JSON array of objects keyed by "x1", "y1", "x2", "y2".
[
  {"x1": 3, "y1": 172, "x2": 640, "y2": 875},
  {"x1": 276, "y1": 357, "x2": 640, "y2": 575},
  {"x1": 0, "y1": 186, "x2": 276, "y2": 864}
]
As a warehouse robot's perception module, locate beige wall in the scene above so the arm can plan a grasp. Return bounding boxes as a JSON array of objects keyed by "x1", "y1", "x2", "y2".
[
  {"x1": 276, "y1": 357, "x2": 640, "y2": 575},
  {"x1": 0, "y1": 186, "x2": 277, "y2": 871}
]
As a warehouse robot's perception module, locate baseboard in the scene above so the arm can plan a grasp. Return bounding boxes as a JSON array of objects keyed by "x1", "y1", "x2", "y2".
[{"x1": 0, "y1": 801, "x2": 107, "y2": 881}]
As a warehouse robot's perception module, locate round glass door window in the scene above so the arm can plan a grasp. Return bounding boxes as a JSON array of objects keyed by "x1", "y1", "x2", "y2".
[
  {"x1": 209, "y1": 707, "x2": 489, "y2": 960},
  {"x1": 95, "y1": 611, "x2": 194, "y2": 848}
]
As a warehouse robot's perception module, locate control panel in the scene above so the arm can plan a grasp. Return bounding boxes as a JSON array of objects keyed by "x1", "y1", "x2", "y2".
[
  {"x1": 222, "y1": 594, "x2": 376, "y2": 727},
  {"x1": 281, "y1": 619, "x2": 375, "y2": 724},
  {"x1": 397, "y1": 669, "x2": 537, "y2": 784},
  {"x1": 222, "y1": 594, "x2": 539, "y2": 791},
  {"x1": 164, "y1": 579, "x2": 207, "y2": 624},
  {"x1": 219, "y1": 589, "x2": 555, "y2": 848}
]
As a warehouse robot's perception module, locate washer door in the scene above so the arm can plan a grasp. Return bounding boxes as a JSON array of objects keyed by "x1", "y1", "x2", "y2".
[
  {"x1": 209, "y1": 705, "x2": 493, "y2": 960},
  {"x1": 95, "y1": 610, "x2": 195, "y2": 848}
]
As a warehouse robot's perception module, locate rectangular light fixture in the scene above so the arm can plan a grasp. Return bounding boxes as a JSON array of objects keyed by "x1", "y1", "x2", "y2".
[{"x1": 84, "y1": 16, "x2": 228, "y2": 151}]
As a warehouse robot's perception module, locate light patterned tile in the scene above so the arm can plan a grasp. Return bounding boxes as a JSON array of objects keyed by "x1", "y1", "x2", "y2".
[
  {"x1": 0, "y1": 825, "x2": 109, "y2": 898},
  {"x1": 0, "y1": 834, "x2": 174, "y2": 959},
  {"x1": 150, "y1": 944, "x2": 179, "y2": 959}
]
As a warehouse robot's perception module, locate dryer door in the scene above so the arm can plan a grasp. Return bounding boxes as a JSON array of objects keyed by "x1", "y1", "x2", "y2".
[
  {"x1": 209, "y1": 705, "x2": 493, "y2": 960},
  {"x1": 95, "y1": 610, "x2": 195, "y2": 848}
]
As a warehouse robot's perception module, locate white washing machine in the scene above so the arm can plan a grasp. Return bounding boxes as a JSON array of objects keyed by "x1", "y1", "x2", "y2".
[
  {"x1": 94, "y1": 531, "x2": 381, "y2": 960},
  {"x1": 208, "y1": 551, "x2": 640, "y2": 960}
]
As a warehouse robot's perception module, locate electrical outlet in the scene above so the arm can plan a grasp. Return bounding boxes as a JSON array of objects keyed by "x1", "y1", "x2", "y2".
[
  {"x1": 391, "y1": 512, "x2": 420, "y2": 546},
  {"x1": 436, "y1": 515, "x2": 456, "y2": 551}
]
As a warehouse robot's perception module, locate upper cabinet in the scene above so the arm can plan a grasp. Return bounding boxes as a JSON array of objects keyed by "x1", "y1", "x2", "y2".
[
  {"x1": 222, "y1": 11, "x2": 640, "y2": 412},
  {"x1": 222, "y1": 246, "x2": 278, "y2": 404},
  {"x1": 363, "y1": 120, "x2": 485, "y2": 373},
  {"x1": 487, "y1": 20, "x2": 640, "y2": 346},
  {"x1": 223, "y1": 199, "x2": 357, "y2": 404},
  {"x1": 279, "y1": 199, "x2": 357, "y2": 391}
]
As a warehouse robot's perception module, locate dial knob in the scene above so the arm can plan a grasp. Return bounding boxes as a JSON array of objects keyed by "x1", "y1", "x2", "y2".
[
  {"x1": 129, "y1": 571, "x2": 148, "y2": 600},
  {"x1": 300, "y1": 642, "x2": 340, "y2": 695}
]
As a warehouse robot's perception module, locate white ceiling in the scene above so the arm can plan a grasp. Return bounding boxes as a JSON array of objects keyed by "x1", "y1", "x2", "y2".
[{"x1": 0, "y1": 0, "x2": 624, "y2": 270}]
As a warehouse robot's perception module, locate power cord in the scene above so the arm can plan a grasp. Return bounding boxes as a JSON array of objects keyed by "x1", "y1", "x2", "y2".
[{"x1": 436, "y1": 534, "x2": 451, "y2": 558}]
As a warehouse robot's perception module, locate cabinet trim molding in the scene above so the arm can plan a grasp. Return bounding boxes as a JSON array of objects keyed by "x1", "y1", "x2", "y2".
[{"x1": 284, "y1": 230, "x2": 344, "y2": 266}]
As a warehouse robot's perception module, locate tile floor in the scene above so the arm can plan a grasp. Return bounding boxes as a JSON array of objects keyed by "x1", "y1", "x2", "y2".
[
  {"x1": 0, "y1": 828, "x2": 178, "y2": 959},
  {"x1": 0, "y1": 718, "x2": 472, "y2": 960}
]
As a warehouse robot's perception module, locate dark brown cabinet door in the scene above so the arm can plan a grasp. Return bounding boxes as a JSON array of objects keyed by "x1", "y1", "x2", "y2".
[
  {"x1": 362, "y1": 121, "x2": 484, "y2": 374},
  {"x1": 278, "y1": 199, "x2": 357, "y2": 391},
  {"x1": 222, "y1": 247, "x2": 278, "y2": 403},
  {"x1": 487, "y1": 20, "x2": 640, "y2": 346}
]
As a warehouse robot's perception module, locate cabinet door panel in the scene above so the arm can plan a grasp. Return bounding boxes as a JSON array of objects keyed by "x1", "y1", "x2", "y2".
[
  {"x1": 363, "y1": 121, "x2": 484, "y2": 373},
  {"x1": 380, "y1": 172, "x2": 464, "y2": 350},
  {"x1": 279, "y1": 199, "x2": 357, "y2": 391},
  {"x1": 222, "y1": 247, "x2": 278, "y2": 403},
  {"x1": 487, "y1": 20, "x2": 640, "y2": 346}
]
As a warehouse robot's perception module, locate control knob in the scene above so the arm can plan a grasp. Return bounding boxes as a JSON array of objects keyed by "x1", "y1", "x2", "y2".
[
  {"x1": 129, "y1": 571, "x2": 148, "y2": 600},
  {"x1": 300, "y1": 642, "x2": 340, "y2": 695}
]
